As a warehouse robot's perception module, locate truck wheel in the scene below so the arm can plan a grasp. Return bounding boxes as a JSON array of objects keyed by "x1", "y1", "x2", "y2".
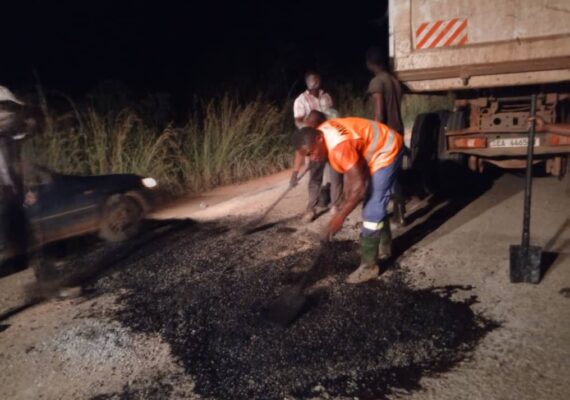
[
  {"x1": 99, "y1": 194, "x2": 143, "y2": 242},
  {"x1": 410, "y1": 112, "x2": 441, "y2": 195},
  {"x1": 436, "y1": 110, "x2": 468, "y2": 193},
  {"x1": 438, "y1": 110, "x2": 467, "y2": 163}
]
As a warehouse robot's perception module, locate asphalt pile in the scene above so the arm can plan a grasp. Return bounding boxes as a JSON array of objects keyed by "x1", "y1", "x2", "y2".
[{"x1": 94, "y1": 220, "x2": 497, "y2": 400}]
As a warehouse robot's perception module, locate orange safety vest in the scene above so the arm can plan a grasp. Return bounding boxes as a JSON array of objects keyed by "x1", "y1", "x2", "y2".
[{"x1": 318, "y1": 117, "x2": 403, "y2": 174}]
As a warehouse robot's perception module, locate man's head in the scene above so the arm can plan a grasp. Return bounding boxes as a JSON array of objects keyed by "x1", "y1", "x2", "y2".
[
  {"x1": 304, "y1": 71, "x2": 321, "y2": 96},
  {"x1": 291, "y1": 127, "x2": 328, "y2": 162},
  {"x1": 366, "y1": 47, "x2": 386, "y2": 74},
  {"x1": 304, "y1": 110, "x2": 327, "y2": 128}
]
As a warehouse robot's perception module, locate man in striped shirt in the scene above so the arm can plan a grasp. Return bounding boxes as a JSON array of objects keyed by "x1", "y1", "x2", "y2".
[
  {"x1": 293, "y1": 71, "x2": 334, "y2": 129},
  {"x1": 290, "y1": 72, "x2": 342, "y2": 222}
]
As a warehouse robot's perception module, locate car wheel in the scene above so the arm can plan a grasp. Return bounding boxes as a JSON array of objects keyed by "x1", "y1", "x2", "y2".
[{"x1": 99, "y1": 194, "x2": 143, "y2": 242}]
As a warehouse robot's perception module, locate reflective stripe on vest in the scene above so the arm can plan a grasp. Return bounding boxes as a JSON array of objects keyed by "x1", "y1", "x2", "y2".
[
  {"x1": 365, "y1": 122, "x2": 380, "y2": 162},
  {"x1": 366, "y1": 125, "x2": 395, "y2": 163}
]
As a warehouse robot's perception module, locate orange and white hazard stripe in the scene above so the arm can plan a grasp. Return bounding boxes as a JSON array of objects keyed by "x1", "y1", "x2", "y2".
[{"x1": 415, "y1": 18, "x2": 468, "y2": 50}]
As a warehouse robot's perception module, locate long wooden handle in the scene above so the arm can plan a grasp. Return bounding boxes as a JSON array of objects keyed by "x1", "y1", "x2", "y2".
[{"x1": 246, "y1": 167, "x2": 310, "y2": 229}]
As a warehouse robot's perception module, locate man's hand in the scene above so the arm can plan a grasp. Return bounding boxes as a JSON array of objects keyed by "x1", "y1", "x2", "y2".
[
  {"x1": 321, "y1": 212, "x2": 346, "y2": 241},
  {"x1": 24, "y1": 190, "x2": 37, "y2": 207},
  {"x1": 289, "y1": 171, "x2": 299, "y2": 189},
  {"x1": 529, "y1": 116, "x2": 547, "y2": 132}
]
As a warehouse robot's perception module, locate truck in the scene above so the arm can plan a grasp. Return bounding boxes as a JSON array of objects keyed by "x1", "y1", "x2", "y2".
[{"x1": 389, "y1": 0, "x2": 570, "y2": 185}]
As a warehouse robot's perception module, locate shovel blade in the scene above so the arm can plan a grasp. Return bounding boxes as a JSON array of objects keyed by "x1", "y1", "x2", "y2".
[
  {"x1": 263, "y1": 285, "x2": 307, "y2": 327},
  {"x1": 509, "y1": 245, "x2": 543, "y2": 284}
]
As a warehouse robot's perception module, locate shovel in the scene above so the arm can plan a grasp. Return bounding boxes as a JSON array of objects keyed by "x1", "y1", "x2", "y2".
[
  {"x1": 509, "y1": 94, "x2": 542, "y2": 284},
  {"x1": 242, "y1": 168, "x2": 309, "y2": 234},
  {"x1": 263, "y1": 241, "x2": 327, "y2": 326}
]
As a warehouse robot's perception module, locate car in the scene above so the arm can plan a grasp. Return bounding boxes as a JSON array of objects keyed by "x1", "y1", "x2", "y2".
[
  {"x1": 27, "y1": 166, "x2": 158, "y2": 243},
  {"x1": 0, "y1": 166, "x2": 158, "y2": 274}
]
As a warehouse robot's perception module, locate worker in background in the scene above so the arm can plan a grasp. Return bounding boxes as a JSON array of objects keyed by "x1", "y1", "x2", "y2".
[
  {"x1": 290, "y1": 71, "x2": 343, "y2": 222},
  {"x1": 365, "y1": 46, "x2": 406, "y2": 259},
  {"x1": 292, "y1": 115, "x2": 404, "y2": 284},
  {"x1": 0, "y1": 86, "x2": 42, "y2": 275}
]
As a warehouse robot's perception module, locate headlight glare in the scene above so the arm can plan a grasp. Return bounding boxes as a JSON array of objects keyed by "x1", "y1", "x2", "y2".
[{"x1": 142, "y1": 177, "x2": 157, "y2": 188}]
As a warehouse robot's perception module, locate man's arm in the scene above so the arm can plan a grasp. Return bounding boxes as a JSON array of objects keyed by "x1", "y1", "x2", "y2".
[
  {"x1": 288, "y1": 149, "x2": 306, "y2": 188},
  {"x1": 293, "y1": 96, "x2": 306, "y2": 128},
  {"x1": 371, "y1": 92, "x2": 384, "y2": 123},
  {"x1": 324, "y1": 158, "x2": 367, "y2": 238},
  {"x1": 548, "y1": 124, "x2": 570, "y2": 135},
  {"x1": 337, "y1": 161, "x2": 367, "y2": 219},
  {"x1": 369, "y1": 75, "x2": 392, "y2": 123},
  {"x1": 532, "y1": 116, "x2": 570, "y2": 135},
  {"x1": 292, "y1": 149, "x2": 305, "y2": 173},
  {"x1": 323, "y1": 92, "x2": 333, "y2": 109}
]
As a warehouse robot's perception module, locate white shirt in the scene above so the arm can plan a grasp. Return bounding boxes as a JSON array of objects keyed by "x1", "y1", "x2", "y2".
[{"x1": 293, "y1": 89, "x2": 334, "y2": 119}]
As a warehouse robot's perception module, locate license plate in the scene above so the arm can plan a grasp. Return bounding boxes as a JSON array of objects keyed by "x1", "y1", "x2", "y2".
[{"x1": 488, "y1": 137, "x2": 540, "y2": 148}]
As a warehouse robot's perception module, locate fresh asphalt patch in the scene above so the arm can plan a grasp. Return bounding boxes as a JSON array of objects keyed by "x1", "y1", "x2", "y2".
[{"x1": 85, "y1": 219, "x2": 499, "y2": 400}]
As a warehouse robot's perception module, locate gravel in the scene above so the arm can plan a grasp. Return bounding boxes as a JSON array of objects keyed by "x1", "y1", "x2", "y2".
[{"x1": 87, "y1": 218, "x2": 498, "y2": 400}]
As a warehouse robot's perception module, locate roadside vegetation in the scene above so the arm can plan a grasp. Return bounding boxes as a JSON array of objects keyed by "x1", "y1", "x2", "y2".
[{"x1": 26, "y1": 88, "x2": 452, "y2": 195}]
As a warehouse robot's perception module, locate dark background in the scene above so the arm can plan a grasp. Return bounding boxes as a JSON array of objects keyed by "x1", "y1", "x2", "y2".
[{"x1": 2, "y1": 0, "x2": 388, "y2": 104}]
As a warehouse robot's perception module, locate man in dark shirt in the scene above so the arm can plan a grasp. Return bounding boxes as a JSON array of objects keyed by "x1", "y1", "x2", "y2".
[
  {"x1": 366, "y1": 47, "x2": 406, "y2": 259},
  {"x1": 366, "y1": 47, "x2": 404, "y2": 134}
]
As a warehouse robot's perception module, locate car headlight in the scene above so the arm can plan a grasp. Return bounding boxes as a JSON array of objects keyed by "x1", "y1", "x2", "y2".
[{"x1": 141, "y1": 177, "x2": 158, "y2": 188}]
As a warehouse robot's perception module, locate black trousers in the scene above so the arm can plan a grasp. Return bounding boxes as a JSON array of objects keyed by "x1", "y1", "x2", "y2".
[{"x1": 307, "y1": 160, "x2": 343, "y2": 211}]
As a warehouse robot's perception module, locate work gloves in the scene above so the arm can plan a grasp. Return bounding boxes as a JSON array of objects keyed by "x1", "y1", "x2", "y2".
[{"x1": 289, "y1": 171, "x2": 299, "y2": 189}]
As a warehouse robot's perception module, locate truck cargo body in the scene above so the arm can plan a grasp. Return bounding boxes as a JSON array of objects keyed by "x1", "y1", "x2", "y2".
[{"x1": 390, "y1": 0, "x2": 570, "y2": 175}]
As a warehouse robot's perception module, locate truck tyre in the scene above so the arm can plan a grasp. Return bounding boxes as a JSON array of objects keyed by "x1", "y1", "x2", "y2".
[
  {"x1": 99, "y1": 194, "x2": 143, "y2": 242},
  {"x1": 438, "y1": 110, "x2": 467, "y2": 163},
  {"x1": 410, "y1": 112, "x2": 441, "y2": 195},
  {"x1": 436, "y1": 110, "x2": 468, "y2": 193}
]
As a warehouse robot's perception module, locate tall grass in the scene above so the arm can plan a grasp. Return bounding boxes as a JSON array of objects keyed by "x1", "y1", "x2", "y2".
[
  {"x1": 182, "y1": 95, "x2": 291, "y2": 190},
  {"x1": 26, "y1": 88, "x2": 452, "y2": 196},
  {"x1": 27, "y1": 95, "x2": 293, "y2": 194}
]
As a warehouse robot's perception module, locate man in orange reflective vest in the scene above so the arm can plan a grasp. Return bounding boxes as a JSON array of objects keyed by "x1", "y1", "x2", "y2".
[{"x1": 292, "y1": 113, "x2": 404, "y2": 283}]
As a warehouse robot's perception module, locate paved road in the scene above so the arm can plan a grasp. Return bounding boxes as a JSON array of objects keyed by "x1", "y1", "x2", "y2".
[{"x1": 0, "y1": 171, "x2": 568, "y2": 399}]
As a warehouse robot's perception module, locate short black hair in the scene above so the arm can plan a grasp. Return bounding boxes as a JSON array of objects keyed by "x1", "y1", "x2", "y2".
[
  {"x1": 305, "y1": 110, "x2": 327, "y2": 127},
  {"x1": 291, "y1": 127, "x2": 320, "y2": 150},
  {"x1": 366, "y1": 47, "x2": 385, "y2": 68}
]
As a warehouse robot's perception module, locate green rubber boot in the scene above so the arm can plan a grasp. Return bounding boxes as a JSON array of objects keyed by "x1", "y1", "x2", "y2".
[
  {"x1": 379, "y1": 217, "x2": 392, "y2": 260},
  {"x1": 346, "y1": 236, "x2": 381, "y2": 284}
]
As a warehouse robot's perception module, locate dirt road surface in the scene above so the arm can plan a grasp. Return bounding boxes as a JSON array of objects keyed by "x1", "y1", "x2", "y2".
[{"x1": 0, "y1": 170, "x2": 568, "y2": 400}]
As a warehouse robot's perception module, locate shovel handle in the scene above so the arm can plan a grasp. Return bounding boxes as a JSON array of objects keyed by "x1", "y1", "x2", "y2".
[
  {"x1": 522, "y1": 94, "x2": 537, "y2": 248},
  {"x1": 248, "y1": 167, "x2": 310, "y2": 227}
]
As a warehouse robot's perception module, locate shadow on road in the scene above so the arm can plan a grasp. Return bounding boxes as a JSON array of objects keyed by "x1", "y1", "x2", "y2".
[
  {"x1": 540, "y1": 217, "x2": 570, "y2": 279},
  {"x1": 392, "y1": 167, "x2": 510, "y2": 260}
]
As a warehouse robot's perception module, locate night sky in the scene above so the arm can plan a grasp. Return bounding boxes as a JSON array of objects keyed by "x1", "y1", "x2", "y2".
[{"x1": 3, "y1": 0, "x2": 388, "y2": 101}]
